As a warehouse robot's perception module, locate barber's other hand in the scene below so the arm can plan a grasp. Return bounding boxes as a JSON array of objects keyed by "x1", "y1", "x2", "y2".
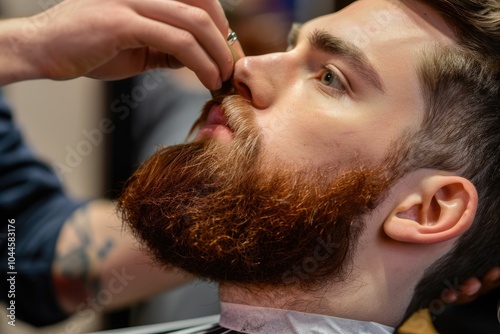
[
  {"x1": 7, "y1": 0, "x2": 244, "y2": 89},
  {"x1": 444, "y1": 267, "x2": 500, "y2": 304}
]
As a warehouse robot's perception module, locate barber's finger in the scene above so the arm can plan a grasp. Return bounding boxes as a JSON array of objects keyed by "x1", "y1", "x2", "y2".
[
  {"x1": 132, "y1": 0, "x2": 234, "y2": 81},
  {"x1": 133, "y1": 20, "x2": 221, "y2": 89},
  {"x1": 454, "y1": 277, "x2": 481, "y2": 305},
  {"x1": 482, "y1": 267, "x2": 500, "y2": 290},
  {"x1": 459, "y1": 278, "x2": 481, "y2": 296},
  {"x1": 173, "y1": 0, "x2": 229, "y2": 36}
]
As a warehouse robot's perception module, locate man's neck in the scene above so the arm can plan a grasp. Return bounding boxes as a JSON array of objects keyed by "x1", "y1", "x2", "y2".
[{"x1": 219, "y1": 272, "x2": 409, "y2": 327}]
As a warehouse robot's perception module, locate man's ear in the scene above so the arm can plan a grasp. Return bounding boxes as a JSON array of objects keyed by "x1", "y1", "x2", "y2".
[{"x1": 383, "y1": 175, "x2": 478, "y2": 244}]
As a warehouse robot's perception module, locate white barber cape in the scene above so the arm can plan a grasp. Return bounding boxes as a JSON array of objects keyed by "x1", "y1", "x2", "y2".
[{"x1": 168, "y1": 302, "x2": 394, "y2": 334}]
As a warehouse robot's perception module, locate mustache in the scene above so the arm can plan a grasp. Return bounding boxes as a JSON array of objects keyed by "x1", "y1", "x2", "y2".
[{"x1": 189, "y1": 94, "x2": 256, "y2": 139}]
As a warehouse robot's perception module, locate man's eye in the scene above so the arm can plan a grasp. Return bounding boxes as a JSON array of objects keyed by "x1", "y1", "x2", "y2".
[{"x1": 320, "y1": 69, "x2": 345, "y2": 91}]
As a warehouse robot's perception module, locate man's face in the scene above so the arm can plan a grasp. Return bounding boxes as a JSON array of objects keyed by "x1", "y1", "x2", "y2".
[
  {"x1": 121, "y1": 0, "x2": 455, "y2": 287},
  {"x1": 203, "y1": 0, "x2": 454, "y2": 169}
]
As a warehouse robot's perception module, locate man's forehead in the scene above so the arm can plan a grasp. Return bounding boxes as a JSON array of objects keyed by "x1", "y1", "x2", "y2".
[{"x1": 301, "y1": 0, "x2": 455, "y2": 51}]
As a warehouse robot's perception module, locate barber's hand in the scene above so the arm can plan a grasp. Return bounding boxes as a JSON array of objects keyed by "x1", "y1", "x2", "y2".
[
  {"x1": 444, "y1": 267, "x2": 500, "y2": 304},
  {"x1": 7, "y1": 0, "x2": 244, "y2": 89}
]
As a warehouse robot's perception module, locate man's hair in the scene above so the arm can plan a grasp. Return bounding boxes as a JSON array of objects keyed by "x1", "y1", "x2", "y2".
[{"x1": 397, "y1": 0, "x2": 500, "y2": 319}]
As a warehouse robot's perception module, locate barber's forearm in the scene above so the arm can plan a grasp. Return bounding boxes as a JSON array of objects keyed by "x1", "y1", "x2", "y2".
[
  {"x1": 53, "y1": 200, "x2": 192, "y2": 314},
  {"x1": 0, "y1": 18, "x2": 42, "y2": 85}
]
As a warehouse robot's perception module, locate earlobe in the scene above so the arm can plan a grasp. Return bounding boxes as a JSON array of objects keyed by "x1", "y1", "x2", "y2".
[{"x1": 384, "y1": 175, "x2": 478, "y2": 244}]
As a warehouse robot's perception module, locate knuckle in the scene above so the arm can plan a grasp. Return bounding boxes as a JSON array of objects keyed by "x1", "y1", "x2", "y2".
[
  {"x1": 102, "y1": 8, "x2": 131, "y2": 32},
  {"x1": 189, "y1": 7, "x2": 211, "y2": 28},
  {"x1": 173, "y1": 30, "x2": 196, "y2": 51}
]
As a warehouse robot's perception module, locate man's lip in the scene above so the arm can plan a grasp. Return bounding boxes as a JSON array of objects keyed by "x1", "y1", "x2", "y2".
[
  {"x1": 197, "y1": 104, "x2": 234, "y2": 141},
  {"x1": 205, "y1": 104, "x2": 229, "y2": 127}
]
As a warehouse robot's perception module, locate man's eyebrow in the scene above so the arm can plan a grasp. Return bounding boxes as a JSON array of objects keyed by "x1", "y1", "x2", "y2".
[{"x1": 308, "y1": 29, "x2": 385, "y2": 93}]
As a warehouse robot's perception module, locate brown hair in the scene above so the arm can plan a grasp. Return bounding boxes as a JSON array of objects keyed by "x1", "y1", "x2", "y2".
[{"x1": 400, "y1": 0, "x2": 500, "y2": 320}]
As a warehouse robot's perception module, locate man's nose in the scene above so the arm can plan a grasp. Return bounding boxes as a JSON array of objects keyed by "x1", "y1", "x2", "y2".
[{"x1": 232, "y1": 52, "x2": 291, "y2": 110}]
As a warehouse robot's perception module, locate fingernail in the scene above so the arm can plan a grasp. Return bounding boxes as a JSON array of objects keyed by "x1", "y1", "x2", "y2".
[{"x1": 215, "y1": 77, "x2": 222, "y2": 90}]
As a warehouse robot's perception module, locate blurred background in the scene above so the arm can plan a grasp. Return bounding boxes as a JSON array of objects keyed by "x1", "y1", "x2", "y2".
[{"x1": 0, "y1": 1, "x2": 352, "y2": 333}]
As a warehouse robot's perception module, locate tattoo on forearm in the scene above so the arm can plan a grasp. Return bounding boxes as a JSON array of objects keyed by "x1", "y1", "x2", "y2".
[{"x1": 56, "y1": 205, "x2": 115, "y2": 294}]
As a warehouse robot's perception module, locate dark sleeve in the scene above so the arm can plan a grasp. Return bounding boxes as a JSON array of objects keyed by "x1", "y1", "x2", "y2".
[{"x1": 0, "y1": 91, "x2": 88, "y2": 326}]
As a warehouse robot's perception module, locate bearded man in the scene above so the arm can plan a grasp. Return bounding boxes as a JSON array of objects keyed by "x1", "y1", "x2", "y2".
[{"x1": 119, "y1": 0, "x2": 500, "y2": 332}]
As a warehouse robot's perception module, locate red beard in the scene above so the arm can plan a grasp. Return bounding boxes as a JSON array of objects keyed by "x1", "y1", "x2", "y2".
[{"x1": 119, "y1": 95, "x2": 394, "y2": 289}]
